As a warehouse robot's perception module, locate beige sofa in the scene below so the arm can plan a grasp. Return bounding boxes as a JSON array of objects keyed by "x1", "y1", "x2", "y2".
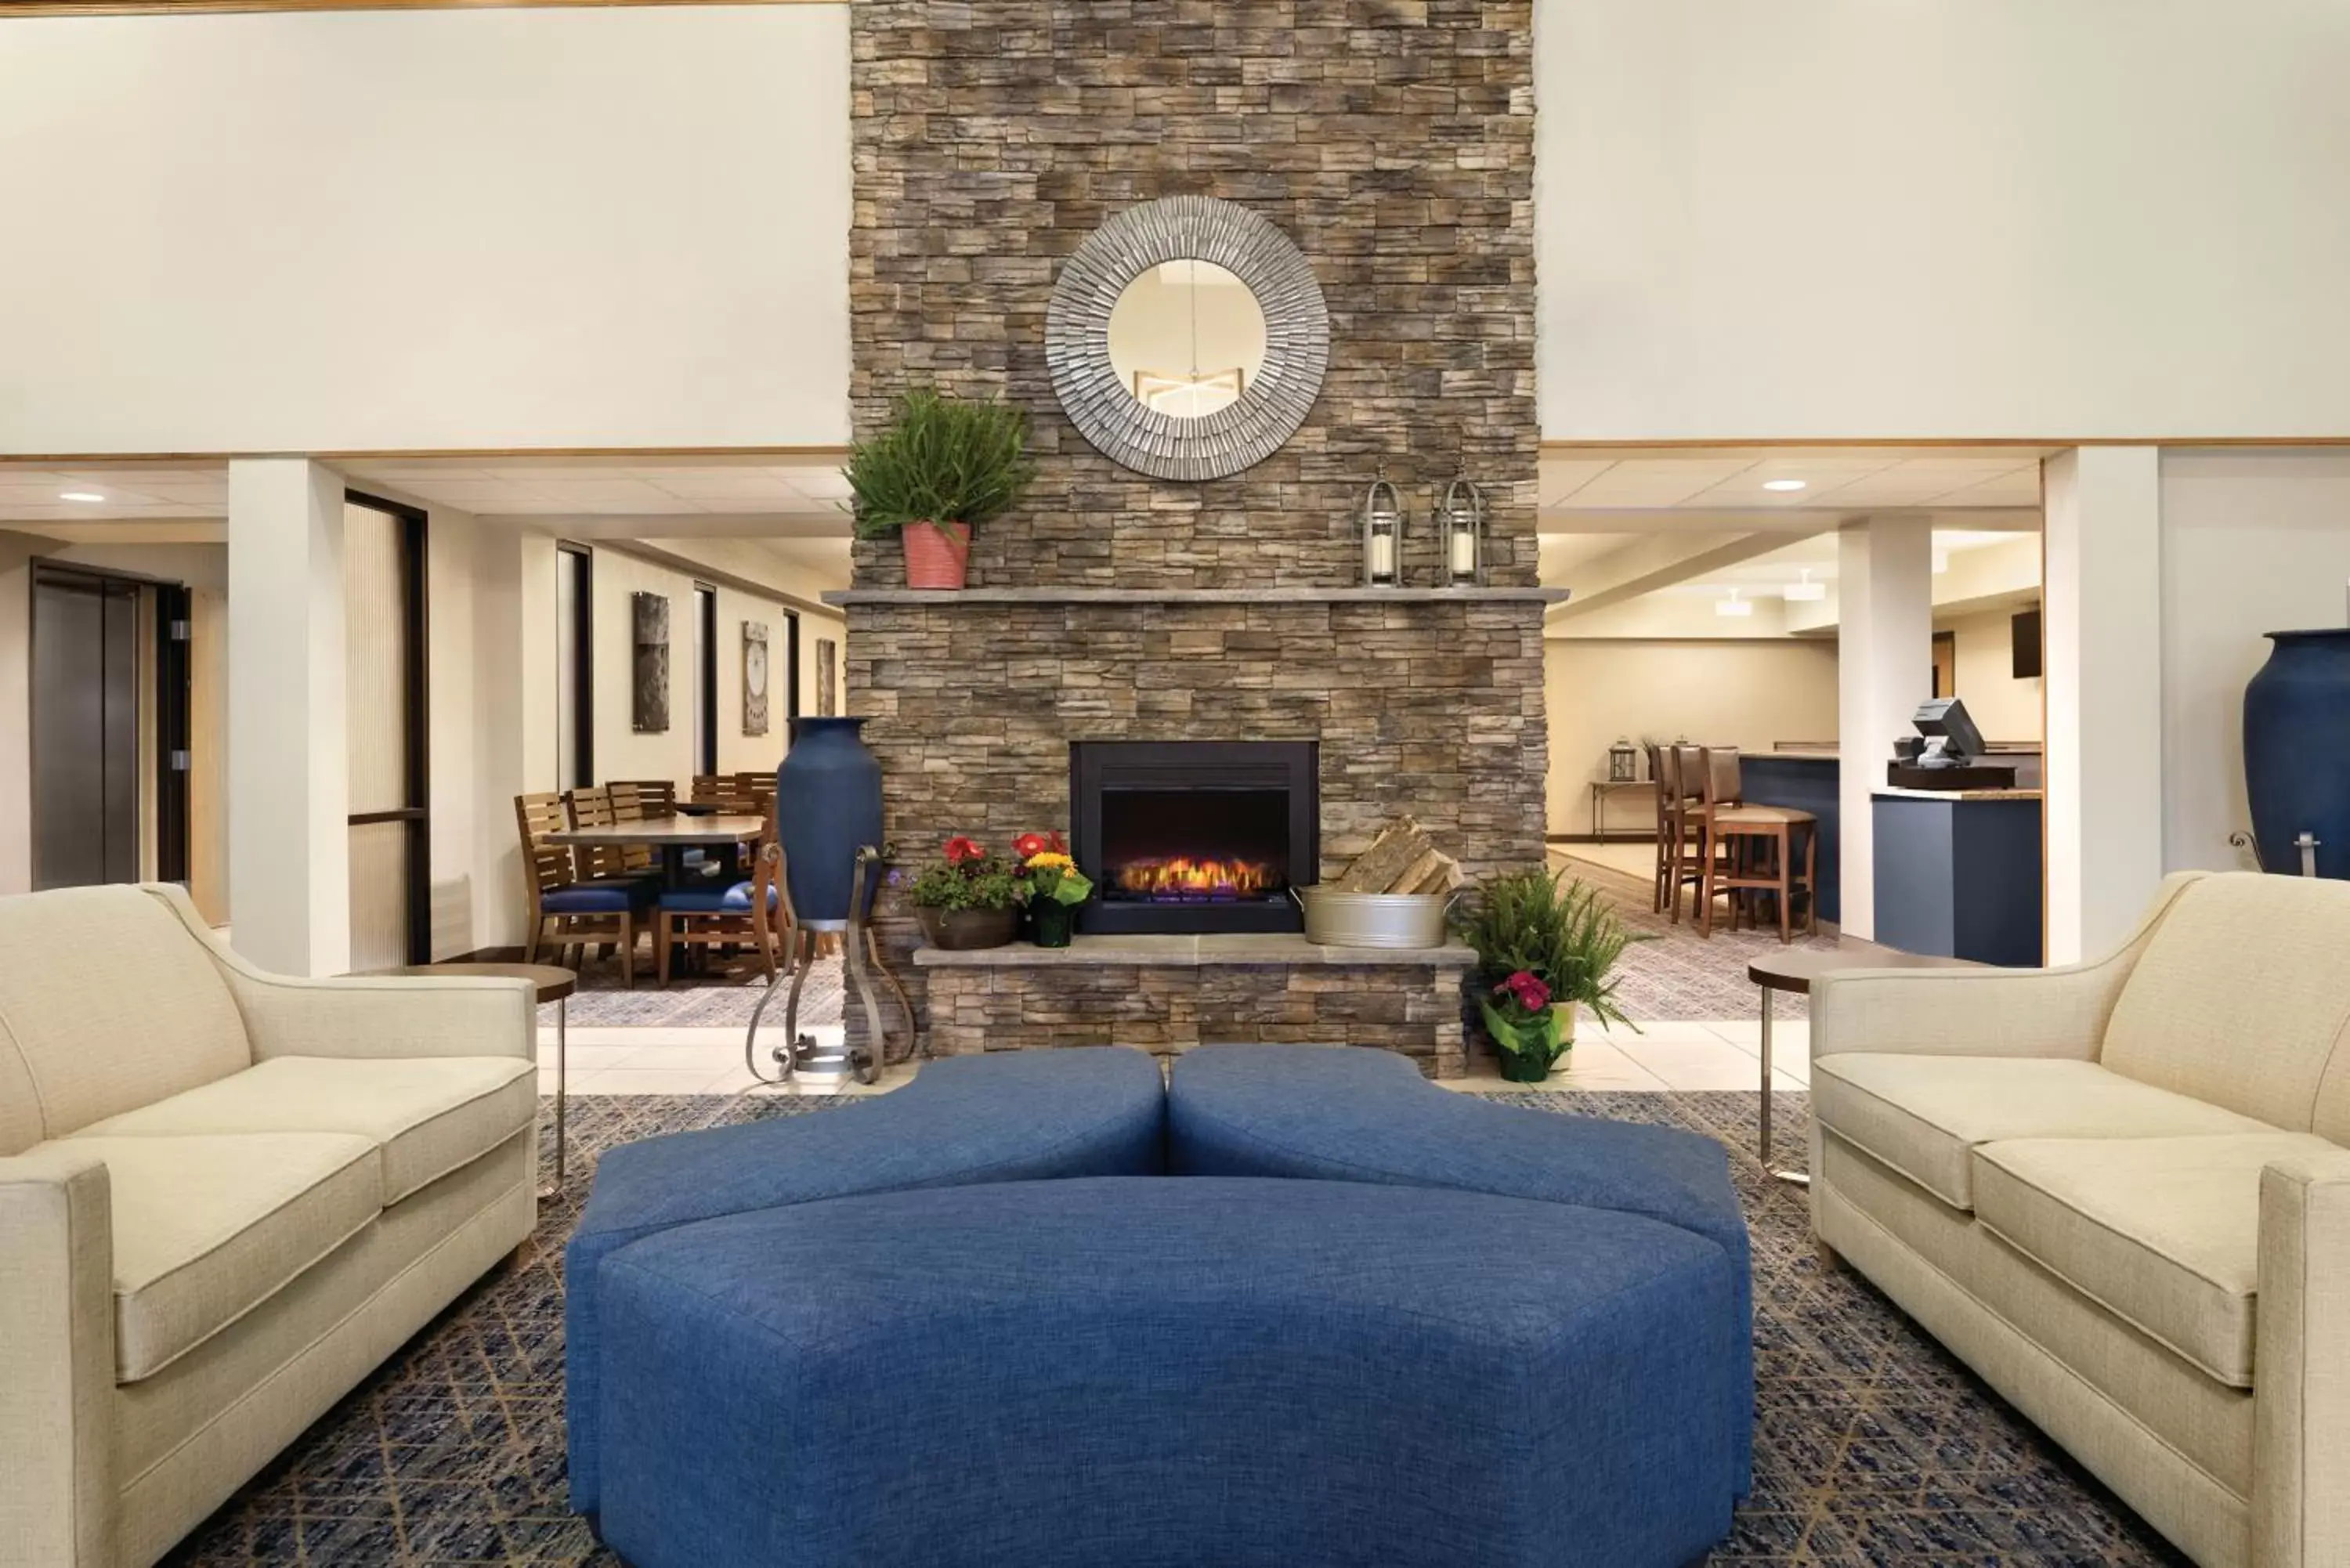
[
  {"x1": 1810, "y1": 869, "x2": 2350, "y2": 1568},
  {"x1": 0, "y1": 884, "x2": 538, "y2": 1568}
]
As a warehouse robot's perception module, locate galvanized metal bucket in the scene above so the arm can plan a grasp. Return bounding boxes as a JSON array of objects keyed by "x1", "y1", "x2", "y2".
[{"x1": 1290, "y1": 885, "x2": 1455, "y2": 949}]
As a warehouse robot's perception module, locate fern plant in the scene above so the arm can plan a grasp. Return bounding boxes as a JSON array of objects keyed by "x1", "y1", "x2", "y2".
[
  {"x1": 1452, "y1": 866, "x2": 1646, "y2": 1033},
  {"x1": 844, "y1": 388, "x2": 1037, "y2": 538}
]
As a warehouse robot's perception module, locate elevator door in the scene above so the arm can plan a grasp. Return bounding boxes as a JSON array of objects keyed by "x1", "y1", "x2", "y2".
[{"x1": 32, "y1": 570, "x2": 141, "y2": 888}]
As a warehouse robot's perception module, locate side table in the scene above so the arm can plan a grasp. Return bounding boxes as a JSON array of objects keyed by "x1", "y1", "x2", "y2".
[
  {"x1": 1746, "y1": 944, "x2": 1977, "y2": 1187},
  {"x1": 384, "y1": 962, "x2": 579, "y2": 1200}
]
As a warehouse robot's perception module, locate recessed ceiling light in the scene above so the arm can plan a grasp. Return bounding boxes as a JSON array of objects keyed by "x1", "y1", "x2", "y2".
[
  {"x1": 60, "y1": 490, "x2": 105, "y2": 503},
  {"x1": 1783, "y1": 568, "x2": 1826, "y2": 602},
  {"x1": 1715, "y1": 587, "x2": 1755, "y2": 618},
  {"x1": 1762, "y1": 479, "x2": 1808, "y2": 493}
]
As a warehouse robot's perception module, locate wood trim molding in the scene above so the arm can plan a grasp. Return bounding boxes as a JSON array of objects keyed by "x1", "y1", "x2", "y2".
[
  {"x1": 1540, "y1": 436, "x2": 2350, "y2": 451},
  {"x1": 1, "y1": 1, "x2": 839, "y2": 16}
]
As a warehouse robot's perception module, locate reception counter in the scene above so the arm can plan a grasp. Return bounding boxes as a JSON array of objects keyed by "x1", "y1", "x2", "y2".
[{"x1": 1871, "y1": 788, "x2": 2044, "y2": 966}]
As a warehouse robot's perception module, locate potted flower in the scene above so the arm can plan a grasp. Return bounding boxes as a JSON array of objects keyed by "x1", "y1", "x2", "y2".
[
  {"x1": 844, "y1": 388, "x2": 1038, "y2": 591},
  {"x1": 1452, "y1": 867, "x2": 1644, "y2": 1080},
  {"x1": 1014, "y1": 831, "x2": 1093, "y2": 948},
  {"x1": 907, "y1": 836, "x2": 1028, "y2": 950},
  {"x1": 1479, "y1": 970, "x2": 1564, "y2": 1083}
]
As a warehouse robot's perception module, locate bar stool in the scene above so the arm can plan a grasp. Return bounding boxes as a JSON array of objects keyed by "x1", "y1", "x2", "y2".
[
  {"x1": 1694, "y1": 746, "x2": 1818, "y2": 943},
  {"x1": 1659, "y1": 743, "x2": 1712, "y2": 923}
]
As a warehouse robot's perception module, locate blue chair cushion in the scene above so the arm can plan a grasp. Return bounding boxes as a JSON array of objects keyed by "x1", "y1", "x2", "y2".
[
  {"x1": 1167, "y1": 1042, "x2": 1755, "y2": 1487},
  {"x1": 564, "y1": 1046, "x2": 1168, "y2": 1511},
  {"x1": 595, "y1": 1177, "x2": 1745, "y2": 1568},
  {"x1": 657, "y1": 880, "x2": 778, "y2": 914},
  {"x1": 540, "y1": 876, "x2": 656, "y2": 913}
]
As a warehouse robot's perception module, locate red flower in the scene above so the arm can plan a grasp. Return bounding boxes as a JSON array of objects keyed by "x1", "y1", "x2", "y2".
[
  {"x1": 1048, "y1": 830, "x2": 1068, "y2": 854},
  {"x1": 943, "y1": 836, "x2": 985, "y2": 866},
  {"x1": 1491, "y1": 970, "x2": 1551, "y2": 1012},
  {"x1": 1013, "y1": 833, "x2": 1048, "y2": 861}
]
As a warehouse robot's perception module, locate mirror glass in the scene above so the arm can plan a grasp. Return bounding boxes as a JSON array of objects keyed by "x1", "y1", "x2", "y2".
[{"x1": 1105, "y1": 259, "x2": 1268, "y2": 420}]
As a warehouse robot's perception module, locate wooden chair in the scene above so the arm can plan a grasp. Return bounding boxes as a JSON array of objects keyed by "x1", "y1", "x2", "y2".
[
  {"x1": 606, "y1": 779, "x2": 677, "y2": 877},
  {"x1": 654, "y1": 829, "x2": 786, "y2": 985},
  {"x1": 1657, "y1": 744, "x2": 1713, "y2": 923},
  {"x1": 515, "y1": 792, "x2": 648, "y2": 985},
  {"x1": 1694, "y1": 746, "x2": 1818, "y2": 942}
]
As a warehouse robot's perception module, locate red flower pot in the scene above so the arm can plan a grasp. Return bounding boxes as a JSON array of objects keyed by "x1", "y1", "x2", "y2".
[{"x1": 902, "y1": 520, "x2": 972, "y2": 590}]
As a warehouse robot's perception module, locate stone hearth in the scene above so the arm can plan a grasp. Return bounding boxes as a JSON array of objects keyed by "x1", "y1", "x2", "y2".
[{"x1": 916, "y1": 935, "x2": 1476, "y2": 1078}]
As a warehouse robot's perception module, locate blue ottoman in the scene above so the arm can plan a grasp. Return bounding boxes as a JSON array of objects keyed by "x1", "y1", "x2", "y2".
[
  {"x1": 595, "y1": 1177, "x2": 1745, "y2": 1568},
  {"x1": 564, "y1": 1046, "x2": 1166, "y2": 1511},
  {"x1": 1169, "y1": 1042, "x2": 1755, "y2": 1488}
]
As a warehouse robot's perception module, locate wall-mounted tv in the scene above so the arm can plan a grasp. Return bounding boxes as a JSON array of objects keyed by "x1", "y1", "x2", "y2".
[{"x1": 2012, "y1": 607, "x2": 2043, "y2": 679}]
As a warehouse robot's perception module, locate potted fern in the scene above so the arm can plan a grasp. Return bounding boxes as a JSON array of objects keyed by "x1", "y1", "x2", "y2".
[
  {"x1": 844, "y1": 388, "x2": 1038, "y2": 590},
  {"x1": 1453, "y1": 868, "x2": 1644, "y2": 1081}
]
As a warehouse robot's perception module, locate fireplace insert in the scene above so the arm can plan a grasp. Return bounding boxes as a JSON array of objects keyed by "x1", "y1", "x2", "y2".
[{"x1": 1068, "y1": 741, "x2": 1318, "y2": 934}]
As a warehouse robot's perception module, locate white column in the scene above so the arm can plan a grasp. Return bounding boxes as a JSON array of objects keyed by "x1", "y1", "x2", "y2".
[
  {"x1": 227, "y1": 458, "x2": 349, "y2": 977},
  {"x1": 1836, "y1": 516, "x2": 1935, "y2": 941},
  {"x1": 2044, "y1": 446, "x2": 2163, "y2": 964}
]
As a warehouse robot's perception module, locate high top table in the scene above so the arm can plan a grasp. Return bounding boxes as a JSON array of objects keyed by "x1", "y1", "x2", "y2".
[{"x1": 1748, "y1": 942, "x2": 1978, "y2": 1187}]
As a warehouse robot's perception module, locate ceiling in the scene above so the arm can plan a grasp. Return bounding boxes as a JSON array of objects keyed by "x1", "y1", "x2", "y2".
[
  {"x1": 1538, "y1": 450, "x2": 2046, "y2": 515},
  {"x1": 1645, "y1": 529, "x2": 2025, "y2": 597},
  {"x1": 0, "y1": 454, "x2": 853, "y2": 525}
]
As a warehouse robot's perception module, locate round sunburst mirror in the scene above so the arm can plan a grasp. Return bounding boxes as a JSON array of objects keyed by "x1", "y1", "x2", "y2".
[{"x1": 1046, "y1": 196, "x2": 1329, "y2": 482}]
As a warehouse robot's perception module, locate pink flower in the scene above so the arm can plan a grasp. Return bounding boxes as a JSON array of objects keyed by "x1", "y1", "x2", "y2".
[{"x1": 1492, "y1": 970, "x2": 1551, "y2": 1012}]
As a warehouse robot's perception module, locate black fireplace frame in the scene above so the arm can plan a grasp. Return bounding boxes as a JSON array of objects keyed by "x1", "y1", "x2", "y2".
[{"x1": 1069, "y1": 739, "x2": 1318, "y2": 935}]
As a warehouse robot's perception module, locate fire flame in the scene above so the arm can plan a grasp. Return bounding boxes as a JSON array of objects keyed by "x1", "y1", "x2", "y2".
[{"x1": 1115, "y1": 857, "x2": 1276, "y2": 899}]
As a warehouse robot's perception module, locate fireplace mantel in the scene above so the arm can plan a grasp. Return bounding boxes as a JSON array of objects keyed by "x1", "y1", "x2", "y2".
[{"x1": 825, "y1": 587, "x2": 1569, "y2": 608}]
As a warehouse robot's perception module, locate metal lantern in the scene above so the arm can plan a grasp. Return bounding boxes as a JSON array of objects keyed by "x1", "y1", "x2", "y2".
[
  {"x1": 1360, "y1": 472, "x2": 1405, "y2": 587},
  {"x1": 1434, "y1": 468, "x2": 1488, "y2": 587},
  {"x1": 1609, "y1": 737, "x2": 1639, "y2": 782}
]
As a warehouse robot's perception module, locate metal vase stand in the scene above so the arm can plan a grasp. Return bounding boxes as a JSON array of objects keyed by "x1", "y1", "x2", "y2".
[{"x1": 744, "y1": 845, "x2": 913, "y2": 1087}]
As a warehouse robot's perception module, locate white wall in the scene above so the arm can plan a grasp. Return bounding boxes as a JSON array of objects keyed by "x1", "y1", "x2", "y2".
[
  {"x1": 588, "y1": 547, "x2": 804, "y2": 789},
  {"x1": 1544, "y1": 638, "x2": 1840, "y2": 834},
  {"x1": 1941, "y1": 608, "x2": 2042, "y2": 743},
  {"x1": 2160, "y1": 450, "x2": 2350, "y2": 873},
  {"x1": 0, "y1": 5, "x2": 851, "y2": 454},
  {"x1": 1538, "y1": 0, "x2": 2350, "y2": 439}
]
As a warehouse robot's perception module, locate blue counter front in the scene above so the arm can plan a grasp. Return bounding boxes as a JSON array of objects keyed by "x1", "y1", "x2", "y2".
[
  {"x1": 1871, "y1": 791, "x2": 2044, "y2": 966},
  {"x1": 1740, "y1": 754, "x2": 1841, "y2": 925}
]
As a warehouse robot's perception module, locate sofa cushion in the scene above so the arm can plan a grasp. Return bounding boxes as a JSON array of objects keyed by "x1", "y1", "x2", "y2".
[
  {"x1": 0, "y1": 886, "x2": 250, "y2": 1150},
  {"x1": 1810, "y1": 1054, "x2": 2272, "y2": 1210},
  {"x1": 16, "y1": 1131, "x2": 381, "y2": 1381},
  {"x1": 2101, "y1": 873, "x2": 2350, "y2": 1132},
  {"x1": 1971, "y1": 1133, "x2": 2338, "y2": 1388},
  {"x1": 74, "y1": 1056, "x2": 537, "y2": 1204}
]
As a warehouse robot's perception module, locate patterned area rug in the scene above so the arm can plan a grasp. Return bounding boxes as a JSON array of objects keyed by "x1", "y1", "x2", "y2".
[
  {"x1": 164, "y1": 1090, "x2": 2190, "y2": 1566},
  {"x1": 537, "y1": 952, "x2": 845, "y2": 1029}
]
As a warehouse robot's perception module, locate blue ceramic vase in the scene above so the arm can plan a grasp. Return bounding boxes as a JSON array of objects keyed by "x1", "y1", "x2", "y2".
[
  {"x1": 775, "y1": 717, "x2": 884, "y2": 922},
  {"x1": 2243, "y1": 629, "x2": 2350, "y2": 880}
]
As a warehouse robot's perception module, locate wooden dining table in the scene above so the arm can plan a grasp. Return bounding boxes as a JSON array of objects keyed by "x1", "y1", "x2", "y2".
[{"x1": 544, "y1": 812, "x2": 768, "y2": 884}]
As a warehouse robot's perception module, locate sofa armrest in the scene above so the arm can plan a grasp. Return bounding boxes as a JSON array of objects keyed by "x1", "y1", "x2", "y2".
[
  {"x1": 2256, "y1": 1150, "x2": 2350, "y2": 1568},
  {"x1": 219, "y1": 970, "x2": 537, "y2": 1063},
  {"x1": 1809, "y1": 873, "x2": 2198, "y2": 1063},
  {"x1": 0, "y1": 1151, "x2": 116, "y2": 1568}
]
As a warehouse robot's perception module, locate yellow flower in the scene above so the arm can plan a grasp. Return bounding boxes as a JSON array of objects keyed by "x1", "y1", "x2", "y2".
[{"x1": 1027, "y1": 851, "x2": 1075, "y2": 870}]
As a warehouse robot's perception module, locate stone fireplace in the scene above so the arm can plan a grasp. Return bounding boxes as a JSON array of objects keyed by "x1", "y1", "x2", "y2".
[
  {"x1": 1072, "y1": 740, "x2": 1316, "y2": 935},
  {"x1": 842, "y1": 0, "x2": 1545, "y2": 1075}
]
